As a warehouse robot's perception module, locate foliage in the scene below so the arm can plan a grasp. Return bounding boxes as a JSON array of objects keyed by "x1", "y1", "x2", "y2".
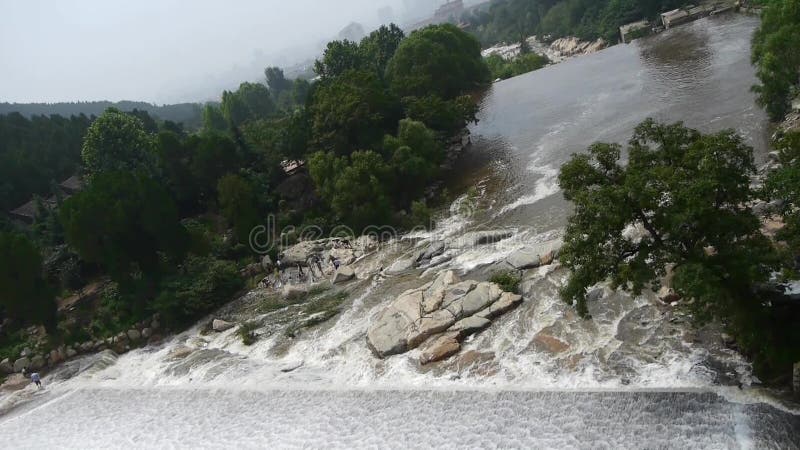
[
  {"x1": 559, "y1": 120, "x2": 774, "y2": 315},
  {"x1": 490, "y1": 270, "x2": 522, "y2": 294},
  {"x1": 265, "y1": 66, "x2": 293, "y2": 99},
  {"x1": 314, "y1": 40, "x2": 364, "y2": 80},
  {"x1": 0, "y1": 232, "x2": 57, "y2": 330},
  {"x1": 309, "y1": 150, "x2": 393, "y2": 230},
  {"x1": 309, "y1": 69, "x2": 401, "y2": 155},
  {"x1": 221, "y1": 82, "x2": 275, "y2": 127},
  {"x1": 152, "y1": 255, "x2": 244, "y2": 327},
  {"x1": 387, "y1": 24, "x2": 491, "y2": 100},
  {"x1": 0, "y1": 112, "x2": 91, "y2": 211},
  {"x1": 557, "y1": 120, "x2": 799, "y2": 377},
  {"x1": 60, "y1": 171, "x2": 190, "y2": 295},
  {"x1": 486, "y1": 53, "x2": 550, "y2": 81},
  {"x1": 237, "y1": 321, "x2": 258, "y2": 346},
  {"x1": 81, "y1": 108, "x2": 157, "y2": 180},
  {"x1": 359, "y1": 24, "x2": 406, "y2": 77},
  {"x1": 202, "y1": 104, "x2": 227, "y2": 132},
  {"x1": 463, "y1": 0, "x2": 692, "y2": 45},
  {"x1": 217, "y1": 174, "x2": 260, "y2": 244},
  {"x1": 751, "y1": 0, "x2": 800, "y2": 121},
  {"x1": 384, "y1": 119, "x2": 443, "y2": 205},
  {"x1": 402, "y1": 95, "x2": 479, "y2": 135}
]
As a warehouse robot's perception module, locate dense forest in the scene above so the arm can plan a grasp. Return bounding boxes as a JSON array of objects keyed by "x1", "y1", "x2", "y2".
[
  {"x1": 0, "y1": 23, "x2": 490, "y2": 360},
  {"x1": 0, "y1": 101, "x2": 205, "y2": 131},
  {"x1": 463, "y1": 0, "x2": 695, "y2": 45}
]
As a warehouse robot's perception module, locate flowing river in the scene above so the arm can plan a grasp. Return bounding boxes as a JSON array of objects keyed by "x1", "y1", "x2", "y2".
[{"x1": 2, "y1": 14, "x2": 798, "y2": 449}]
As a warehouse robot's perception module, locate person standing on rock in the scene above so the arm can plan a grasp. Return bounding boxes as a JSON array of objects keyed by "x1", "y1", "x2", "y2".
[{"x1": 31, "y1": 372, "x2": 42, "y2": 389}]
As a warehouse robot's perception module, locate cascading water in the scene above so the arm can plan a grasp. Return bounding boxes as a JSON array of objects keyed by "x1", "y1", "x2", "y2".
[{"x1": 2, "y1": 14, "x2": 798, "y2": 448}]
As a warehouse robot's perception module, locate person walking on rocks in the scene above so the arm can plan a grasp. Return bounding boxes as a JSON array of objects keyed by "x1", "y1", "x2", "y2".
[{"x1": 31, "y1": 372, "x2": 42, "y2": 389}]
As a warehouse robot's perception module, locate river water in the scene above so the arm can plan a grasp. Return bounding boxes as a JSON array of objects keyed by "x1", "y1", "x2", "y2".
[{"x1": 2, "y1": 14, "x2": 798, "y2": 449}]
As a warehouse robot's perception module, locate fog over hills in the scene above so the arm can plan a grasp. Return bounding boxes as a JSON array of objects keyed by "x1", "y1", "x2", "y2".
[{"x1": 0, "y1": 0, "x2": 463, "y2": 104}]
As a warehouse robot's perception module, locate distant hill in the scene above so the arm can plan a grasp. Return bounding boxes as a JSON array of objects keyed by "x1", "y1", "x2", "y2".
[{"x1": 0, "y1": 101, "x2": 205, "y2": 130}]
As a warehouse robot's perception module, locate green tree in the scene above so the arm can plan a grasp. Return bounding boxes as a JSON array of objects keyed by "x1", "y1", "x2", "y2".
[
  {"x1": 309, "y1": 69, "x2": 401, "y2": 155},
  {"x1": 751, "y1": 0, "x2": 800, "y2": 121},
  {"x1": 558, "y1": 119, "x2": 775, "y2": 322},
  {"x1": 360, "y1": 24, "x2": 406, "y2": 77},
  {"x1": 386, "y1": 24, "x2": 491, "y2": 100},
  {"x1": 0, "y1": 232, "x2": 57, "y2": 330},
  {"x1": 402, "y1": 95, "x2": 479, "y2": 135},
  {"x1": 764, "y1": 131, "x2": 800, "y2": 252},
  {"x1": 60, "y1": 172, "x2": 189, "y2": 300},
  {"x1": 217, "y1": 174, "x2": 260, "y2": 244},
  {"x1": 81, "y1": 108, "x2": 157, "y2": 180},
  {"x1": 202, "y1": 104, "x2": 227, "y2": 132},
  {"x1": 314, "y1": 40, "x2": 365, "y2": 80},
  {"x1": 384, "y1": 119, "x2": 443, "y2": 205},
  {"x1": 265, "y1": 66, "x2": 293, "y2": 98},
  {"x1": 308, "y1": 150, "x2": 393, "y2": 229}
]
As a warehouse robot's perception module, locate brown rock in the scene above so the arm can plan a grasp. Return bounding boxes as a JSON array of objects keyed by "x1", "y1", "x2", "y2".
[
  {"x1": 419, "y1": 332, "x2": 461, "y2": 365},
  {"x1": 531, "y1": 333, "x2": 570, "y2": 354}
]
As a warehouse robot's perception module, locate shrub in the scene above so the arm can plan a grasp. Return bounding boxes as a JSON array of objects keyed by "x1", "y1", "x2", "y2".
[
  {"x1": 490, "y1": 271, "x2": 521, "y2": 294},
  {"x1": 237, "y1": 321, "x2": 258, "y2": 346}
]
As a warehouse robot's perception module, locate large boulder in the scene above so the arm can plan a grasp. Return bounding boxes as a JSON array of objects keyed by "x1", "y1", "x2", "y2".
[
  {"x1": 332, "y1": 266, "x2": 355, "y2": 284},
  {"x1": 366, "y1": 270, "x2": 519, "y2": 361},
  {"x1": 417, "y1": 241, "x2": 446, "y2": 263},
  {"x1": 127, "y1": 329, "x2": 141, "y2": 341},
  {"x1": 505, "y1": 239, "x2": 563, "y2": 270},
  {"x1": 385, "y1": 257, "x2": 416, "y2": 275},
  {"x1": 282, "y1": 241, "x2": 323, "y2": 265},
  {"x1": 793, "y1": 362, "x2": 800, "y2": 394},
  {"x1": 13, "y1": 357, "x2": 30, "y2": 372},
  {"x1": 29, "y1": 355, "x2": 45, "y2": 370},
  {"x1": 476, "y1": 292, "x2": 523, "y2": 320},
  {"x1": 212, "y1": 319, "x2": 236, "y2": 332},
  {"x1": 0, "y1": 358, "x2": 13, "y2": 374}
]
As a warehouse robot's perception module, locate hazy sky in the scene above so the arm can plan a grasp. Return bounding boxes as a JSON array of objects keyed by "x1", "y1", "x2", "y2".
[{"x1": 0, "y1": 0, "x2": 429, "y2": 104}]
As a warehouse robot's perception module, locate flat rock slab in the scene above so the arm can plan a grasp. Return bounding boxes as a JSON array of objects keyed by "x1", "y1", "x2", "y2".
[{"x1": 419, "y1": 332, "x2": 461, "y2": 365}]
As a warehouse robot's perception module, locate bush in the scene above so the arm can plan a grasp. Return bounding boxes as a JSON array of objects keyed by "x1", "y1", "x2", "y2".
[
  {"x1": 490, "y1": 271, "x2": 521, "y2": 294},
  {"x1": 152, "y1": 256, "x2": 244, "y2": 327},
  {"x1": 237, "y1": 321, "x2": 258, "y2": 346}
]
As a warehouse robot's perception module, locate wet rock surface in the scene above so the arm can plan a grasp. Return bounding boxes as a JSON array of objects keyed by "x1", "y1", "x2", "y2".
[{"x1": 367, "y1": 270, "x2": 522, "y2": 362}]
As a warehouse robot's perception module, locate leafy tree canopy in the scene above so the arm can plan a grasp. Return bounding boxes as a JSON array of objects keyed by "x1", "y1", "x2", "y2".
[
  {"x1": 81, "y1": 108, "x2": 157, "y2": 180},
  {"x1": 558, "y1": 119, "x2": 776, "y2": 323},
  {"x1": 387, "y1": 24, "x2": 491, "y2": 100}
]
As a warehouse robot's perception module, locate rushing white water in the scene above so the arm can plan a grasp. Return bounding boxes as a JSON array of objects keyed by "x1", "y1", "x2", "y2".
[{"x1": 2, "y1": 14, "x2": 799, "y2": 449}]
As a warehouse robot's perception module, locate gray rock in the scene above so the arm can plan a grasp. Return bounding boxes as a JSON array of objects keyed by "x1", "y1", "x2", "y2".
[
  {"x1": 0, "y1": 358, "x2": 13, "y2": 374},
  {"x1": 448, "y1": 316, "x2": 491, "y2": 337},
  {"x1": 212, "y1": 319, "x2": 236, "y2": 332},
  {"x1": 261, "y1": 255, "x2": 274, "y2": 271},
  {"x1": 331, "y1": 266, "x2": 355, "y2": 284},
  {"x1": 282, "y1": 284, "x2": 309, "y2": 300},
  {"x1": 127, "y1": 329, "x2": 141, "y2": 341},
  {"x1": 419, "y1": 332, "x2": 461, "y2": 365},
  {"x1": 20, "y1": 347, "x2": 31, "y2": 358},
  {"x1": 141, "y1": 328, "x2": 152, "y2": 339},
  {"x1": 49, "y1": 349, "x2": 64, "y2": 365},
  {"x1": 366, "y1": 307, "x2": 413, "y2": 357},
  {"x1": 476, "y1": 292, "x2": 523, "y2": 320},
  {"x1": 65, "y1": 347, "x2": 77, "y2": 358},
  {"x1": 793, "y1": 362, "x2": 800, "y2": 394},
  {"x1": 448, "y1": 282, "x2": 502, "y2": 317},
  {"x1": 407, "y1": 309, "x2": 458, "y2": 348},
  {"x1": 385, "y1": 257, "x2": 416, "y2": 275},
  {"x1": 13, "y1": 357, "x2": 30, "y2": 372},
  {"x1": 150, "y1": 319, "x2": 161, "y2": 330},
  {"x1": 80, "y1": 341, "x2": 94, "y2": 352},
  {"x1": 505, "y1": 239, "x2": 563, "y2": 270},
  {"x1": 29, "y1": 354, "x2": 45, "y2": 370},
  {"x1": 282, "y1": 241, "x2": 323, "y2": 265},
  {"x1": 418, "y1": 241, "x2": 446, "y2": 262}
]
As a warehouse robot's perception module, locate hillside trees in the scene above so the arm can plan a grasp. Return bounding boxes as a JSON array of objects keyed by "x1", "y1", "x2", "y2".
[
  {"x1": 0, "y1": 232, "x2": 57, "y2": 330},
  {"x1": 81, "y1": 108, "x2": 157, "y2": 180}
]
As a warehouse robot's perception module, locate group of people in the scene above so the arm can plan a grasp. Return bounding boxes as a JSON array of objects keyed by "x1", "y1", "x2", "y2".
[{"x1": 257, "y1": 239, "x2": 356, "y2": 290}]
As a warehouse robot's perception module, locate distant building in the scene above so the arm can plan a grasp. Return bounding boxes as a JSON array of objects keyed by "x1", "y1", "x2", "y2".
[
  {"x1": 434, "y1": 0, "x2": 464, "y2": 23},
  {"x1": 8, "y1": 175, "x2": 83, "y2": 225},
  {"x1": 619, "y1": 20, "x2": 650, "y2": 43}
]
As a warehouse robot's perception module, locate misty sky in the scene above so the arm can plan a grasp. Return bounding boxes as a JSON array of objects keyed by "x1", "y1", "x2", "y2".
[{"x1": 0, "y1": 0, "x2": 435, "y2": 104}]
